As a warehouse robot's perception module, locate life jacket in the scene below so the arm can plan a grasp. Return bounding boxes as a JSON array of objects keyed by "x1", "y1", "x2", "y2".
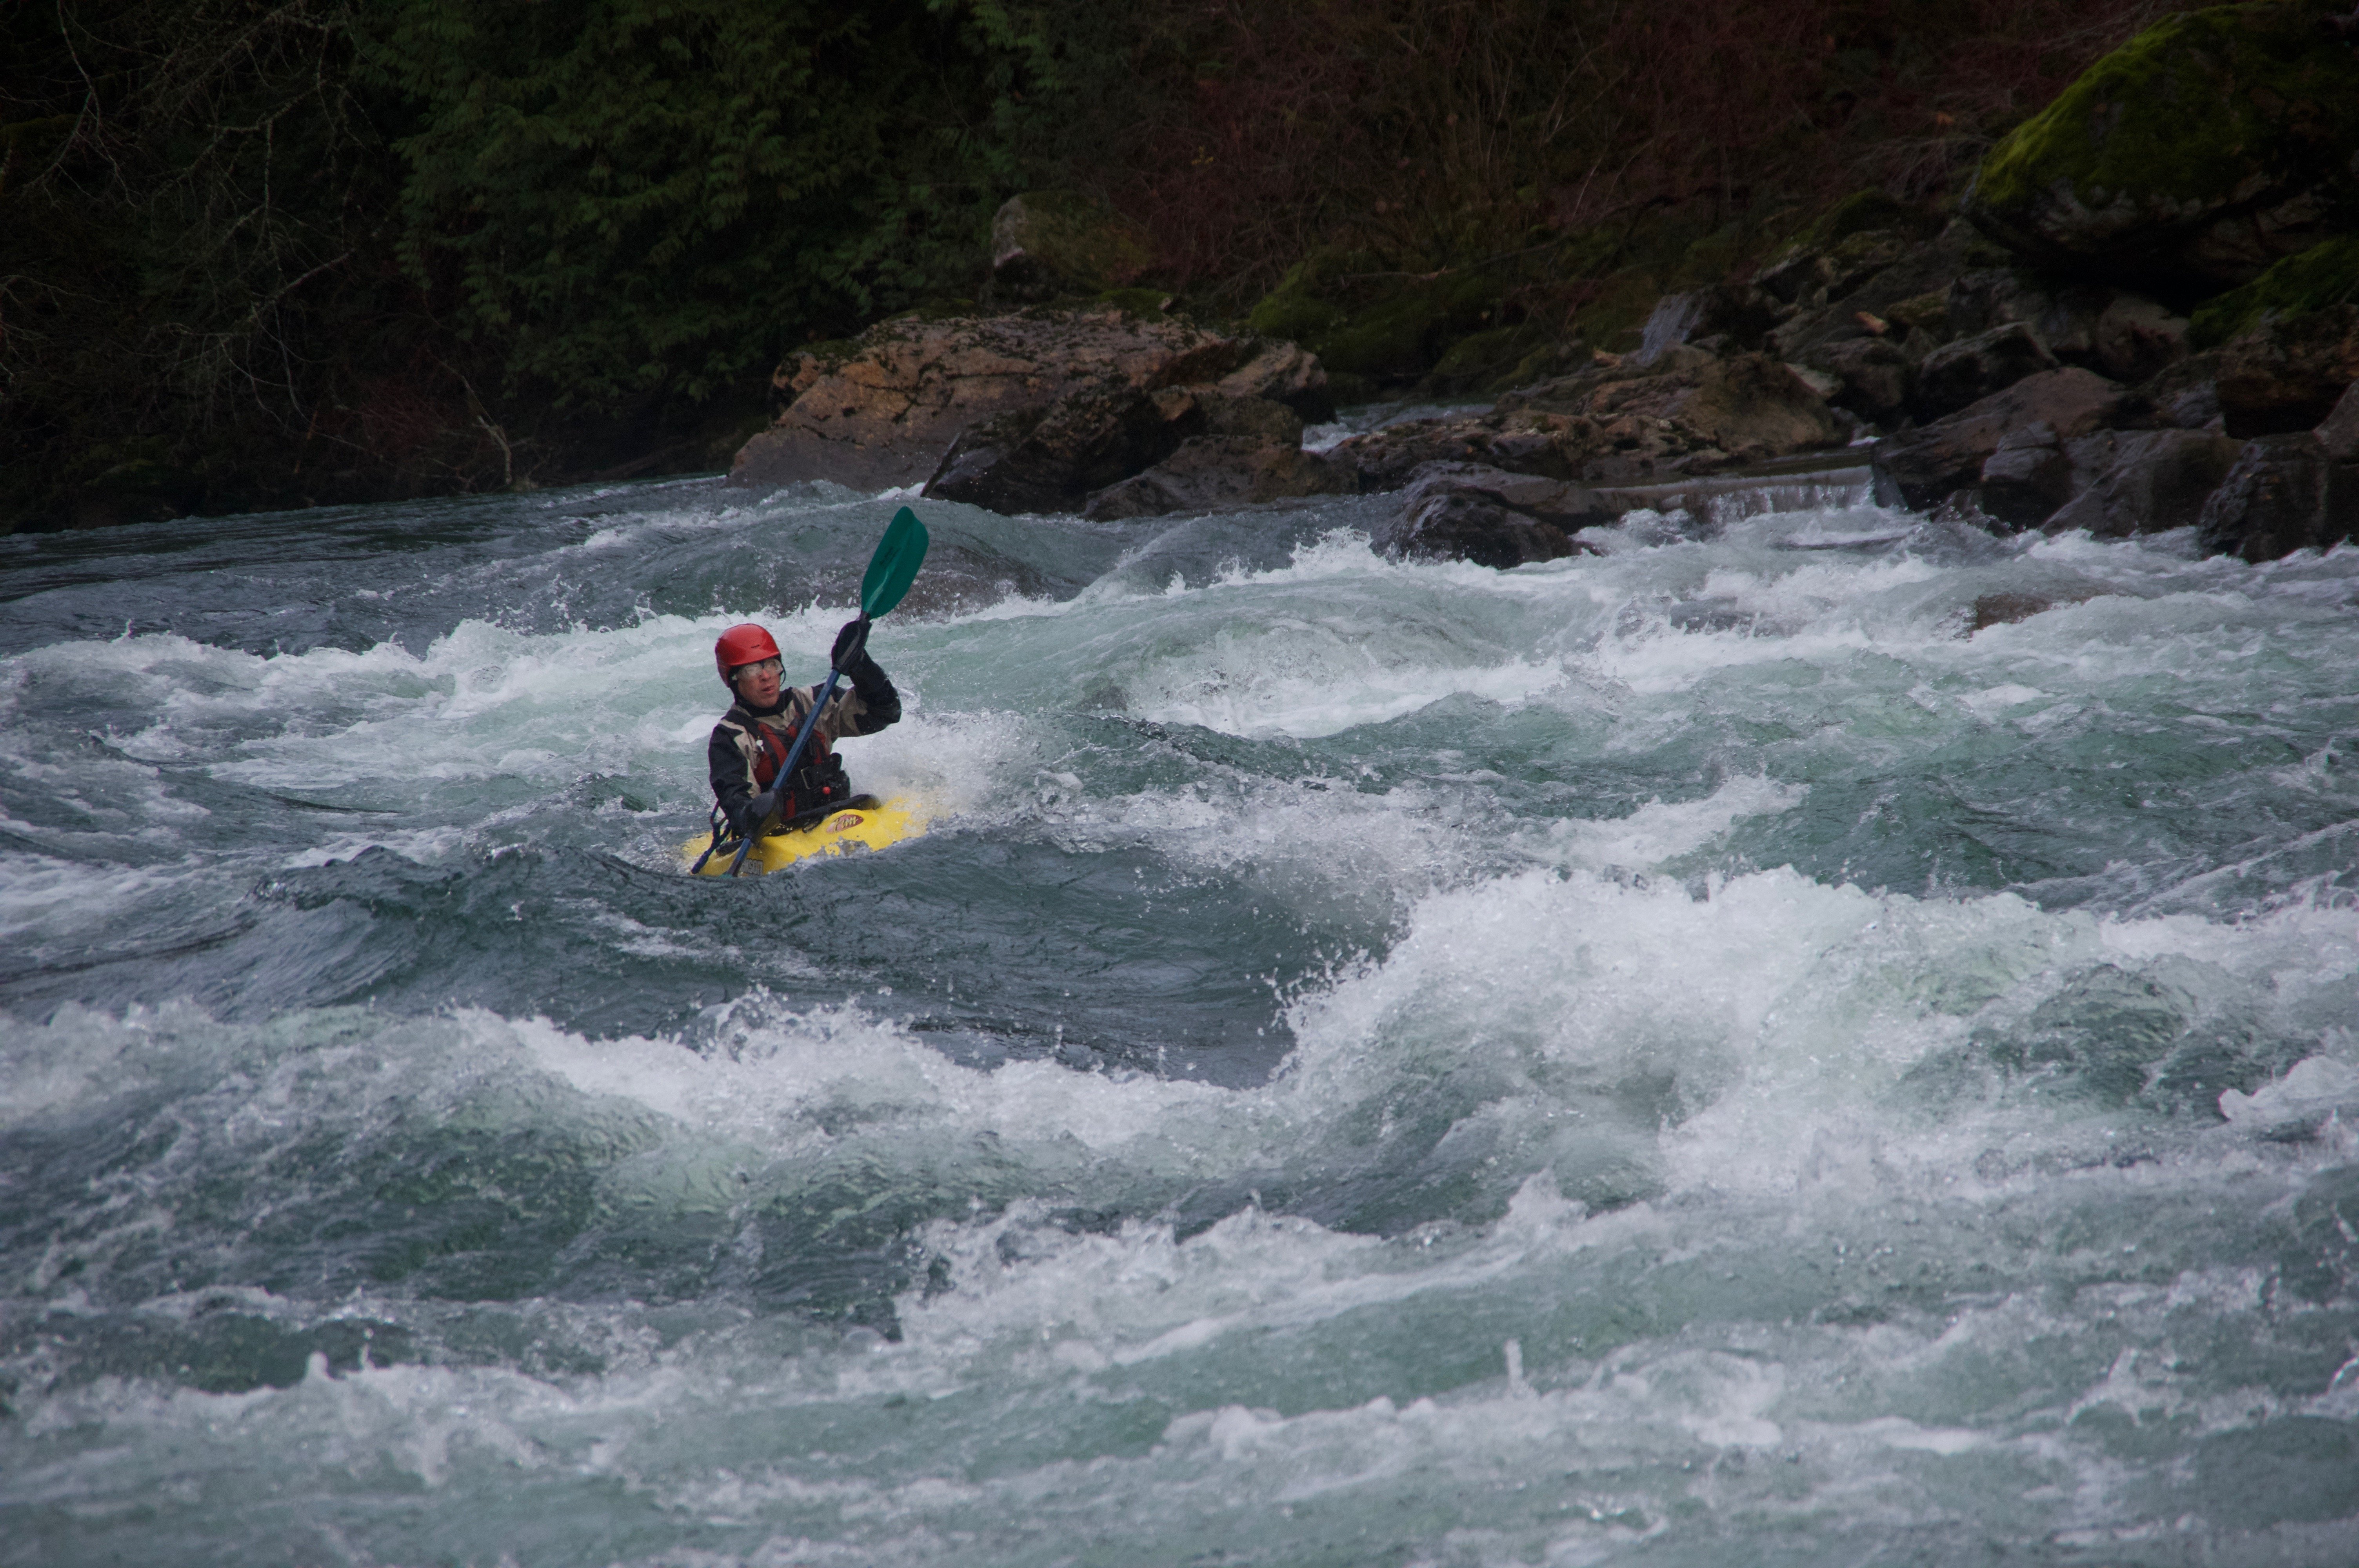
[{"x1": 720, "y1": 697, "x2": 850, "y2": 820}]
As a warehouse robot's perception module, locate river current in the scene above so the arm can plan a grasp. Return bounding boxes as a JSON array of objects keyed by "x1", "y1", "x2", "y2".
[{"x1": 4, "y1": 467, "x2": 2359, "y2": 1565}]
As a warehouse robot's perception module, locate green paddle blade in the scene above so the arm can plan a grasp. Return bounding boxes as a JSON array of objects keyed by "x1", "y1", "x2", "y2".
[{"x1": 860, "y1": 506, "x2": 930, "y2": 619}]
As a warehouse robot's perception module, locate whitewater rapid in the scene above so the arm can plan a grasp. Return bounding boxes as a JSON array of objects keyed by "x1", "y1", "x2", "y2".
[{"x1": 4, "y1": 474, "x2": 2359, "y2": 1565}]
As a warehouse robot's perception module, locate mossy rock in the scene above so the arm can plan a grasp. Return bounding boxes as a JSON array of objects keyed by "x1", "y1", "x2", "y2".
[
  {"x1": 1963, "y1": 1, "x2": 2359, "y2": 294},
  {"x1": 1421, "y1": 321, "x2": 1555, "y2": 396},
  {"x1": 1758, "y1": 189, "x2": 1944, "y2": 276},
  {"x1": 2189, "y1": 235, "x2": 2359, "y2": 348},
  {"x1": 1247, "y1": 251, "x2": 1505, "y2": 383},
  {"x1": 988, "y1": 191, "x2": 1157, "y2": 303}
]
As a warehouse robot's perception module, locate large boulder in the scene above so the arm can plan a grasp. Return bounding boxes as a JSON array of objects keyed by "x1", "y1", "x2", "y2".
[
  {"x1": 2213, "y1": 303, "x2": 2359, "y2": 434},
  {"x1": 920, "y1": 385, "x2": 1194, "y2": 514},
  {"x1": 1370, "y1": 463, "x2": 1613, "y2": 568},
  {"x1": 2318, "y1": 381, "x2": 2359, "y2": 462},
  {"x1": 2196, "y1": 433, "x2": 2359, "y2": 560},
  {"x1": 2138, "y1": 352, "x2": 2230, "y2": 430},
  {"x1": 985, "y1": 192, "x2": 1157, "y2": 304},
  {"x1": 1976, "y1": 423, "x2": 2108, "y2": 528},
  {"x1": 1945, "y1": 270, "x2": 2114, "y2": 362},
  {"x1": 1081, "y1": 398, "x2": 1342, "y2": 520},
  {"x1": 1754, "y1": 193, "x2": 1950, "y2": 304},
  {"x1": 1330, "y1": 349, "x2": 1842, "y2": 492},
  {"x1": 1961, "y1": 2, "x2": 2359, "y2": 294},
  {"x1": 1912, "y1": 323, "x2": 2061, "y2": 420},
  {"x1": 1872, "y1": 368, "x2": 2127, "y2": 510},
  {"x1": 1768, "y1": 222, "x2": 1999, "y2": 367},
  {"x1": 2041, "y1": 429, "x2": 2247, "y2": 535},
  {"x1": 727, "y1": 307, "x2": 1331, "y2": 493},
  {"x1": 1814, "y1": 337, "x2": 1915, "y2": 420},
  {"x1": 2094, "y1": 296, "x2": 2193, "y2": 385}
]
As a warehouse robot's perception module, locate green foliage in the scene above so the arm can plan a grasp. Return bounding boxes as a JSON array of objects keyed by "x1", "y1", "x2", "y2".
[
  {"x1": 1, "y1": 0, "x2": 418, "y2": 526},
  {"x1": 360, "y1": 0, "x2": 1056, "y2": 411},
  {"x1": 2, "y1": 0, "x2": 1073, "y2": 528},
  {"x1": 2190, "y1": 236, "x2": 2359, "y2": 349},
  {"x1": 0, "y1": 0, "x2": 2228, "y2": 529},
  {"x1": 1247, "y1": 249, "x2": 1506, "y2": 384}
]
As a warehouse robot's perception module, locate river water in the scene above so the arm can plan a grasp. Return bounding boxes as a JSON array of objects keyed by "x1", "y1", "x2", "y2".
[{"x1": 5, "y1": 470, "x2": 2359, "y2": 1565}]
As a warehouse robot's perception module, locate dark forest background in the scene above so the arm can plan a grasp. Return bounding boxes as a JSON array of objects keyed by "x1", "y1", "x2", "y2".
[{"x1": 1, "y1": 0, "x2": 2195, "y2": 531}]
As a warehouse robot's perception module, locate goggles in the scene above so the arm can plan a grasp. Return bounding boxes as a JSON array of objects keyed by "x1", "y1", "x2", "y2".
[{"x1": 733, "y1": 657, "x2": 784, "y2": 679}]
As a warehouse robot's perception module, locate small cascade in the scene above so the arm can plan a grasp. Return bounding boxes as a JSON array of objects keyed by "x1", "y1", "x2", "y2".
[{"x1": 1632, "y1": 292, "x2": 1709, "y2": 365}]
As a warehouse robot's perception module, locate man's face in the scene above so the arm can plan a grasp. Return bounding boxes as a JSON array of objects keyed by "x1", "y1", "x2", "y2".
[{"x1": 731, "y1": 657, "x2": 783, "y2": 708}]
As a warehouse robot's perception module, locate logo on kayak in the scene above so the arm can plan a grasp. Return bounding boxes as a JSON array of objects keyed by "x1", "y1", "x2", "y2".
[{"x1": 824, "y1": 812, "x2": 865, "y2": 833}]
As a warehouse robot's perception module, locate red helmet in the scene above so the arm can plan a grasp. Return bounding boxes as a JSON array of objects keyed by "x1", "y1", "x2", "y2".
[{"x1": 714, "y1": 622, "x2": 781, "y2": 684}]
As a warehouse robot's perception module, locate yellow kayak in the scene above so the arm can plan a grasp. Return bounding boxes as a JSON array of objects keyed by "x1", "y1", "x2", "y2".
[{"x1": 679, "y1": 797, "x2": 927, "y2": 876}]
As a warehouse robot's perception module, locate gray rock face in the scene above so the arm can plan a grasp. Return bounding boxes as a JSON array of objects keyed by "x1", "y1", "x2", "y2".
[
  {"x1": 1081, "y1": 398, "x2": 1342, "y2": 520},
  {"x1": 2094, "y1": 296, "x2": 2192, "y2": 385},
  {"x1": 1912, "y1": 323, "x2": 2061, "y2": 420},
  {"x1": 1976, "y1": 422, "x2": 2079, "y2": 529},
  {"x1": 1873, "y1": 368, "x2": 2127, "y2": 510},
  {"x1": 1815, "y1": 338, "x2": 1914, "y2": 419},
  {"x1": 2197, "y1": 434, "x2": 2359, "y2": 562},
  {"x1": 2138, "y1": 352, "x2": 2227, "y2": 431},
  {"x1": 729, "y1": 307, "x2": 1330, "y2": 493},
  {"x1": 1946, "y1": 270, "x2": 2112, "y2": 362},
  {"x1": 1341, "y1": 351, "x2": 1843, "y2": 492},
  {"x1": 2317, "y1": 382, "x2": 2359, "y2": 464},
  {"x1": 2215, "y1": 305, "x2": 2359, "y2": 436},
  {"x1": 1372, "y1": 463, "x2": 1613, "y2": 568},
  {"x1": 926, "y1": 385, "x2": 1332, "y2": 517},
  {"x1": 2042, "y1": 430, "x2": 2246, "y2": 537},
  {"x1": 922, "y1": 389, "x2": 1181, "y2": 515}
]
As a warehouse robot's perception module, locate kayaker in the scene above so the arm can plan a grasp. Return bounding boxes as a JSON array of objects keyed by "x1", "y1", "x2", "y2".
[{"x1": 708, "y1": 619, "x2": 901, "y2": 839}]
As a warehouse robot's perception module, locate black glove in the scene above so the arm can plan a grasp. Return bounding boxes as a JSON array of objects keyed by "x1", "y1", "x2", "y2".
[
  {"x1": 830, "y1": 615, "x2": 871, "y2": 675},
  {"x1": 743, "y1": 788, "x2": 782, "y2": 833}
]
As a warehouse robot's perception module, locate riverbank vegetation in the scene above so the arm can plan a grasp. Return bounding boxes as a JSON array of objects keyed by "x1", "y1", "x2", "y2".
[{"x1": 2, "y1": 0, "x2": 2196, "y2": 530}]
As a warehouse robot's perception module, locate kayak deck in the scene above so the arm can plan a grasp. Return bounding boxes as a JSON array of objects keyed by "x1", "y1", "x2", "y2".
[{"x1": 679, "y1": 797, "x2": 925, "y2": 876}]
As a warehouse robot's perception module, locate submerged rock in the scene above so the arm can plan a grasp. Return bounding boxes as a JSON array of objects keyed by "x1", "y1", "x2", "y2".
[
  {"x1": 1970, "y1": 590, "x2": 2075, "y2": 631},
  {"x1": 2196, "y1": 433, "x2": 2359, "y2": 561},
  {"x1": 1961, "y1": 1, "x2": 2359, "y2": 292},
  {"x1": 729, "y1": 306, "x2": 1330, "y2": 496}
]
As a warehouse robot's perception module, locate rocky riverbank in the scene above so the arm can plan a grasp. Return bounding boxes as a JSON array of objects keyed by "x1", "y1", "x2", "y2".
[{"x1": 728, "y1": 0, "x2": 2359, "y2": 567}]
